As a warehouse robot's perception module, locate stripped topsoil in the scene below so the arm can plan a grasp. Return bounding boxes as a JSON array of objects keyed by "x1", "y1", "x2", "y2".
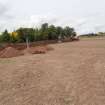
[{"x1": 0, "y1": 39, "x2": 105, "y2": 105}]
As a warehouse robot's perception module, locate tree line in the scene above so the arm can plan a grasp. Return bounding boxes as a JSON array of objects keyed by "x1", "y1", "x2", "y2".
[{"x1": 0, "y1": 23, "x2": 76, "y2": 43}]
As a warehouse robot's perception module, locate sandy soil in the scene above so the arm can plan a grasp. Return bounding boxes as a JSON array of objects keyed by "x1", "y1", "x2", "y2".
[{"x1": 0, "y1": 39, "x2": 105, "y2": 105}]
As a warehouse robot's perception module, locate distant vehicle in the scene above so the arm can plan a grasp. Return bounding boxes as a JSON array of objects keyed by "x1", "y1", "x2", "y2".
[{"x1": 71, "y1": 36, "x2": 79, "y2": 41}]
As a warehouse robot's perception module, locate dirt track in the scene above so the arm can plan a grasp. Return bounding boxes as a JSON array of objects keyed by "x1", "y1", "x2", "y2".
[{"x1": 0, "y1": 39, "x2": 105, "y2": 105}]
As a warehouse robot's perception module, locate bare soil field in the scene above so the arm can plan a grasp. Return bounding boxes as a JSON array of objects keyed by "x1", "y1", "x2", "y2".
[{"x1": 0, "y1": 38, "x2": 105, "y2": 105}]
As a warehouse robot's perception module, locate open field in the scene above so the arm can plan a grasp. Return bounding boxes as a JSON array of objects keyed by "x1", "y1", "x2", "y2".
[
  {"x1": 80, "y1": 36, "x2": 105, "y2": 40},
  {"x1": 0, "y1": 38, "x2": 105, "y2": 105}
]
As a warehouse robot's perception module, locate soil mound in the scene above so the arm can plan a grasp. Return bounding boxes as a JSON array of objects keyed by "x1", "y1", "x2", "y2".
[
  {"x1": 0, "y1": 47, "x2": 23, "y2": 58},
  {"x1": 0, "y1": 45, "x2": 54, "y2": 58},
  {"x1": 23, "y1": 46, "x2": 47, "y2": 55},
  {"x1": 23, "y1": 45, "x2": 54, "y2": 55}
]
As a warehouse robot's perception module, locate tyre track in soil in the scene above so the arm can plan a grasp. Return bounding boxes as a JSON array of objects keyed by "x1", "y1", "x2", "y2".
[{"x1": 75, "y1": 55, "x2": 105, "y2": 105}]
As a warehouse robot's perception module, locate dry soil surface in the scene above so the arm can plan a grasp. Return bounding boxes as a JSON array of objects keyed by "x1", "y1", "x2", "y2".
[{"x1": 0, "y1": 39, "x2": 105, "y2": 105}]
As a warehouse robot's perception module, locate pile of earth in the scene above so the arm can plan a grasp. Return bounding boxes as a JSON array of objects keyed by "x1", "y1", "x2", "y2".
[
  {"x1": 0, "y1": 47, "x2": 23, "y2": 58},
  {"x1": 23, "y1": 45, "x2": 53, "y2": 54},
  {"x1": 0, "y1": 45, "x2": 53, "y2": 58}
]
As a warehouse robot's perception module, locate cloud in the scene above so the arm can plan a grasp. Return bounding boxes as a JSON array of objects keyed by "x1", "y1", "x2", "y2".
[
  {"x1": 0, "y1": 2, "x2": 13, "y2": 19},
  {"x1": 30, "y1": 14, "x2": 60, "y2": 26},
  {"x1": 0, "y1": 8, "x2": 105, "y2": 35},
  {"x1": 0, "y1": 3, "x2": 8, "y2": 16},
  {"x1": 0, "y1": 14, "x2": 96, "y2": 34},
  {"x1": 8, "y1": 14, "x2": 62, "y2": 29},
  {"x1": 0, "y1": 0, "x2": 105, "y2": 34},
  {"x1": 0, "y1": 2, "x2": 15, "y2": 31}
]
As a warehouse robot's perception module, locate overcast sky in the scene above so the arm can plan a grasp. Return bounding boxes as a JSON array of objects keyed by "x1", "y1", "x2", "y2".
[{"x1": 0, "y1": 0, "x2": 105, "y2": 34}]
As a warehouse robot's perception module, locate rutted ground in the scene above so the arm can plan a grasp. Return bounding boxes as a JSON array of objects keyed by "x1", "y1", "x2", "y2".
[{"x1": 0, "y1": 39, "x2": 105, "y2": 105}]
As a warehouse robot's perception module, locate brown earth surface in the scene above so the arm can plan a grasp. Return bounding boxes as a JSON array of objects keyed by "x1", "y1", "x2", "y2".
[
  {"x1": 0, "y1": 38, "x2": 105, "y2": 105},
  {"x1": 0, "y1": 45, "x2": 53, "y2": 58},
  {"x1": 0, "y1": 47, "x2": 23, "y2": 58}
]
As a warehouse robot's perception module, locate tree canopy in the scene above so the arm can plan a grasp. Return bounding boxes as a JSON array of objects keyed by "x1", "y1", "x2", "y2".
[{"x1": 0, "y1": 23, "x2": 77, "y2": 43}]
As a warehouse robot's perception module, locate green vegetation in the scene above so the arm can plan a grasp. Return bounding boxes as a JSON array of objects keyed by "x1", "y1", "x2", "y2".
[{"x1": 0, "y1": 23, "x2": 76, "y2": 43}]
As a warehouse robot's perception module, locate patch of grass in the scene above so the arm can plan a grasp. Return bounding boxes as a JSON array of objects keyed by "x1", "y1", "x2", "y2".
[
  {"x1": 0, "y1": 59, "x2": 16, "y2": 64},
  {"x1": 80, "y1": 35, "x2": 105, "y2": 39}
]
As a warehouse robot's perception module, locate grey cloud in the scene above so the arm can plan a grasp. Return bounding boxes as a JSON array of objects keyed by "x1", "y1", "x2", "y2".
[
  {"x1": 0, "y1": 3, "x2": 9, "y2": 16},
  {"x1": 94, "y1": 24, "x2": 105, "y2": 32},
  {"x1": 0, "y1": 2, "x2": 14, "y2": 20},
  {"x1": 0, "y1": 2, "x2": 15, "y2": 31}
]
